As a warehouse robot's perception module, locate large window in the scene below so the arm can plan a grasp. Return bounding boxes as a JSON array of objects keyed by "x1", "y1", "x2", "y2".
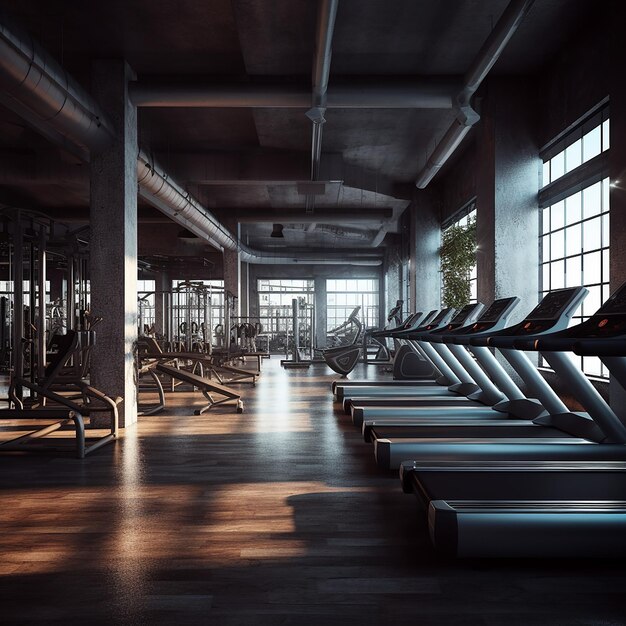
[
  {"x1": 326, "y1": 278, "x2": 379, "y2": 332},
  {"x1": 540, "y1": 109, "x2": 610, "y2": 378}
]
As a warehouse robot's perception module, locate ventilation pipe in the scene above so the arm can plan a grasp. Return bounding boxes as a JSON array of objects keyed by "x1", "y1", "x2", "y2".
[
  {"x1": 414, "y1": 0, "x2": 535, "y2": 188},
  {"x1": 137, "y1": 152, "x2": 381, "y2": 265},
  {"x1": 0, "y1": 12, "x2": 379, "y2": 266},
  {"x1": 0, "y1": 11, "x2": 115, "y2": 157},
  {"x1": 305, "y1": 0, "x2": 339, "y2": 216}
]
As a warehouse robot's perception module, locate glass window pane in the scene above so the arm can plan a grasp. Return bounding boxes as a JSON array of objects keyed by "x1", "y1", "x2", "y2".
[
  {"x1": 603, "y1": 249, "x2": 610, "y2": 284},
  {"x1": 565, "y1": 192, "x2": 581, "y2": 225},
  {"x1": 542, "y1": 208, "x2": 550, "y2": 233},
  {"x1": 582, "y1": 181, "x2": 602, "y2": 219},
  {"x1": 551, "y1": 260, "x2": 565, "y2": 289},
  {"x1": 585, "y1": 285, "x2": 602, "y2": 317},
  {"x1": 582, "y1": 216, "x2": 602, "y2": 251},
  {"x1": 542, "y1": 263, "x2": 550, "y2": 291},
  {"x1": 551, "y1": 229, "x2": 565, "y2": 260},
  {"x1": 583, "y1": 251, "x2": 602, "y2": 285},
  {"x1": 565, "y1": 223, "x2": 581, "y2": 257},
  {"x1": 583, "y1": 356, "x2": 603, "y2": 378},
  {"x1": 565, "y1": 256, "x2": 581, "y2": 287},
  {"x1": 602, "y1": 119, "x2": 610, "y2": 151},
  {"x1": 565, "y1": 139, "x2": 582, "y2": 173},
  {"x1": 582, "y1": 126, "x2": 602, "y2": 162},
  {"x1": 551, "y1": 201, "x2": 565, "y2": 230},
  {"x1": 541, "y1": 235, "x2": 550, "y2": 263},
  {"x1": 551, "y1": 151, "x2": 565, "y2": 181},
  {"x1": 602, "y1": 177, "x2": 610, "y2": 211},
  {"x1": 602, "y1": 213, "x2": 610, "y2": 248}
]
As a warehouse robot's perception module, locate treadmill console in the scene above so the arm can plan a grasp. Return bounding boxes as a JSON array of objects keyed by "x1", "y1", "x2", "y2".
[
  {"x1": 431, "y1": 303, "x2": 485, "y2": 335},
  {"x1": 420, "y1": 307, "x2": 455, "y2": 331},
  {"x1": 399, "y1": 311, "x2": 423, "y2": 330},
  {"x1": 526, "y1": 287, "x2": 583, "y2": 321},
  {"x1": 494, "y1": 287, "x2": 587, "y2": 337},
  {"x1": 449, "y1": 303, "x2": 482, "y2": 326},
  {"x1": 455, "y1": 297, "x2": 520, "y2": 335},
  {"x1": 561, "y1": 281, "x2": 626, "y2": 338}
]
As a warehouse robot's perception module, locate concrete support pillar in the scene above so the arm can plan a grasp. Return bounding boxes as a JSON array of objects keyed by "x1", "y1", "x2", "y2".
[
  {"x1": 314, "y1": 276, "x2": 327, "y2": 348},
  {"x1": 89, "y1": 60, "x2": 138, "y2": 428},
  {"x1": 476, "y1": 78, "x2": 540, "y2": 322},
  {"x1": 384, "y1": 240, "x2": 403, "y2": 318},
  {"x1": 412, "y1": 189, "x2": 442, "y2": 312},
  {"x1": 223, "y1": 248, "x2": 240, "y2": 317},
  {"x1": 154, "y1": 272, "x2": 171, "y2": 338},
  {"x1": 240, "y1": 261, "x2": 249, "y2": 318},
  {"x1": 609, "y1": 2, "x2": 626, "y2": 420}
]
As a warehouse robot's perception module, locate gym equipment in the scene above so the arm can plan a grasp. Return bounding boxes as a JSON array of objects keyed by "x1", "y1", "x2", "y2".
[
  {"x1": 372, "y1": 288, "x2": 592, "y2": 469},
  {"x1": 281, "y1": 298, "x2": 318, "y2": 369},
  {"x1": 321, "y1": 306, "x2": 363, "y2": 375},
  {"x1": 400, "y1": 283, "x2": 626, "y2": 557},
  {"x1": 156, "y1": 364, "x2": 244, "y2": 414},
  {"x1": 362, "y1": 299, "x2": 404, "y2": 365},
  {"x1": 6, "y1": 330, "x2": 118, "y2": 457},
  {"x1": 332, "y1": 308, "x2": 455, "y2": 402}
]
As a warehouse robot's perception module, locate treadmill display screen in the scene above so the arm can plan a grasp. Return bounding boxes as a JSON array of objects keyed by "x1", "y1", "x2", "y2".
[
  {"x1": 525, "y1": 288, "x2": 582, "y2": 321},
  {"x1": 450, "y1": 304, "x2": 479, "y2": 325},
  {"x1": 478, "y1": 297, "x2": 518, "y2": 323},
  {"x1": 429, "y1": 308, "x2": 453, "y2": 325}
]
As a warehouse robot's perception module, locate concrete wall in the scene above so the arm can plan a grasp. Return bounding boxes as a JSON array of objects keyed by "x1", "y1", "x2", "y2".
[{"x1": 538, "y1": 12, "x2": 608, "y2": 148}]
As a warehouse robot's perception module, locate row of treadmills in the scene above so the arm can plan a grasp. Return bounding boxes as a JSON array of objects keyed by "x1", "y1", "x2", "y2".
[{"x1": 330, "y1": 284, "x2": 626, "y2": 557}]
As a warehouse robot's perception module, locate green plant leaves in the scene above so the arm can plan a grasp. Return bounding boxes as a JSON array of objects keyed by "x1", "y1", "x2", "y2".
[{"x1": 441, "y1": 219, "x2": 477, "y2": 309}]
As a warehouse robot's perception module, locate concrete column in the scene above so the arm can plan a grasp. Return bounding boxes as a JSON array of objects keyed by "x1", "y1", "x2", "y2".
[
  {"x1": 240, "y1": 261, "x2": 249, "y2": 318},
  {"x1": 223, "y1": 248, "x2": 240, "y2": 317},
  {"x1": 609, "y1": 3, "x2": 626, "y2": 420},
  {"x1": 412, "y1": 190, "x2": 442, "y2": 312},
  {"x1": 384, "y1": 241, "x2": 403, "y2": 318},
  {"x1": 476, "y1": 77, "x2": 540, "y2": 323},
  {"x1": 314, "y1": 276, "x2": 327, "y2": 348},
  {"x1": 90, "y1": 60, "x2": 138, "y2": 428},
  {"x1": 153, "y1": 272, "x2": 171, "y2": 337}
]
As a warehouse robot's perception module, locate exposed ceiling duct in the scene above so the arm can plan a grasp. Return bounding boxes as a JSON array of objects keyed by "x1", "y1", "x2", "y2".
[
  {"x1": 414, "y1": 0, "x2": 535, "y2": 189},
  {"x1": 0, "y1": 11, "x2": 115, "y2": 161},
  {"x1": 137, "y1": 152, "x2": 382, "y2": 265},
  {"x1": 129, "y1": 78, "x2": 459, "y2": 109},
  {"x1": 0, "y1": 11, "x2": 381, "y2": 266}
]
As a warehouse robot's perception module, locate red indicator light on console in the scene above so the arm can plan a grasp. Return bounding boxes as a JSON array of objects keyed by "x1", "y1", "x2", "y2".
[{"x1": 598, "y1": 318, "x2": 609, "y2": 328}]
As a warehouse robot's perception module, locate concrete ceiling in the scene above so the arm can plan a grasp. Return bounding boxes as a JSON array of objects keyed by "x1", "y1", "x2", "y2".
[{"x1": 0, "y1": 0, "x2": 594, "y2": 259}]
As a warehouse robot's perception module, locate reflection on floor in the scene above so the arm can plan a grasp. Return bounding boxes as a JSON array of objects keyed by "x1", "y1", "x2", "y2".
[{"x1": 0, "y1": 358, "x2": 625, "y2": 624}]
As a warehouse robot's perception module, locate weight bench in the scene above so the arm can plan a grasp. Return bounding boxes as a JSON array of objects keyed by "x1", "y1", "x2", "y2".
[
  {"x1": 138, "y1": 337, "x2": 258, "y2": 385},
  {"x1": 156, "y1": 363, "x2": 244, "y2": 414}
]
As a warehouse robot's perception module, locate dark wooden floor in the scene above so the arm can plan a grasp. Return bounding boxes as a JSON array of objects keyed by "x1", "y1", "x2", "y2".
[{"x1": 1, "y1": 358, "x2": 625, "y2": 625}]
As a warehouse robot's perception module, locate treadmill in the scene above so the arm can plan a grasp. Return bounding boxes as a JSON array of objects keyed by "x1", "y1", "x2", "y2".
[
  {"x1": 399, "y1": 283, "x2": 626, "y2": 557},
  {"x1": 372, "y1": 288, "x2": 609, "y2": 469},
  {"x1": 336, "y1": 305, "x2": 484, "y2": 408},
  {"x1": 331, "y1": 308, "x2": 449, "y2": 400},
  {"x1": 352, "y1": 297, "x2": 525, "y2": 427}
]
